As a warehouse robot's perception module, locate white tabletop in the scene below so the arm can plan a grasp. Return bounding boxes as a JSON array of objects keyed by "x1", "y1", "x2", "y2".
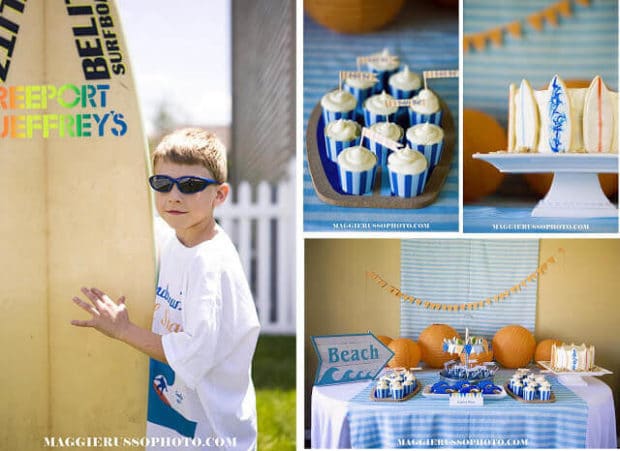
[{"x1": 311, "y1": 375, "x2": 617, "y2": 449}]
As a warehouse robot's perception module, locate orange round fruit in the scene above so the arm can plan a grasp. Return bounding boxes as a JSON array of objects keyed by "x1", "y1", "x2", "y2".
[{"x1": 534, "y1": 338, "x2": 563, "y2": 362}]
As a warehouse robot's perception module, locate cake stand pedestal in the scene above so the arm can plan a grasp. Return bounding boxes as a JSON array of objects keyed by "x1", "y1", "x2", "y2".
[
  {"x1": 537, "y1": 360, "x2": 613, "y2": 386},
  {"x1": 473, "y1": 153, "x2": 618, "y2": 218}
]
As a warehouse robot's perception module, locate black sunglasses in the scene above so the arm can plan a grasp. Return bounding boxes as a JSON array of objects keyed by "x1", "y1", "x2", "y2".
[{"x1": 148, "y1": 175, "x2": 220, "y2": 194}]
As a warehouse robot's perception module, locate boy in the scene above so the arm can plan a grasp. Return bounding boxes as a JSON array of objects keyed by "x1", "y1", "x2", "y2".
[{"x1": 71, "y1": 128, "x2": 260, "y2": 450}]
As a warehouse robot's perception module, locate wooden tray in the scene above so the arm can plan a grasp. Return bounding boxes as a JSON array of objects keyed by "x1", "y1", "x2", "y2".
[
  {"x1": 504, "y1": 383, "x2": 556, "y2": 404},
  {"x1": 306, "y1": 95, "x2": 455, "y2": 209},
  {"x1": 370, "y1": 382, "x2": 422, "y2": 402}
]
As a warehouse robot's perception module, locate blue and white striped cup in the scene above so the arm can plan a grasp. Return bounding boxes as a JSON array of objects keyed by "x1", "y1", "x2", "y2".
[
  {"x1": 523, "y1": 387, "x2": 536, "y2": 401},
  {"x1": 337, "y1": 164, "x2": 377, "y2": 195},
  {"x1": 370, "y1": 67, "x2": 399, "y2": 94},
  {"x1": 363, "y1": 110, "x2": 396, "y2": 127},
  {"x1": 408, "y1": 141, "x2": 444, "y2": 170},
  {"x1": 322, "y1": 108, "x2": 355, "y2": 126},
  {"x1": 375, "y1": 386, "x2": 389, "y2": 399},
  {"x1": 539, "y1": 387, "x2": 551, "y2": 401},
  {"x1": 325, "y1": 135, "x2": 359, "y2": 163},
  {"x1": 409, "y1": 109, "x2": 443, "y2": 126},
  {"x1": 389, "y1": 170, "x2": 428, "y2": 198},
  {"x1": 344, "y1": 81, "x2": 375, "y2": 114},
  {"x1": 391, "y1": 387, "x2": 405, "y2": 400}
]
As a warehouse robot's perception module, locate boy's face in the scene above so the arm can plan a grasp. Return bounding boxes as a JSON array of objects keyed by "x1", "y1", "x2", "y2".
[{"x1": 153, "y1": 159, "x2": 229, "y2": 244}]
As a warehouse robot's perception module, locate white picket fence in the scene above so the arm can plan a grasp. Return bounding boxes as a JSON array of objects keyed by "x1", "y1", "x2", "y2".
[{"x1": 216, "y1": 159, "x2": 296, "y2": 334}]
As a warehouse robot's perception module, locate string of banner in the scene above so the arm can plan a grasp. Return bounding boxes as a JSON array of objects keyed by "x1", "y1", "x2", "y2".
[
  {"x1": 366, "y1": 248, "x2": 566, "y2": 312},
  {"x1": 463, "y1": 0, "x2": 590, "y2": 53}
]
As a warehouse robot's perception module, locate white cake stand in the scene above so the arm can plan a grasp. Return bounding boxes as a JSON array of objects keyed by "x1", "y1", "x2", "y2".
[
  {"x1": 537, "y1": 360, "x2": 613, "y2": 386},
  {"x1": 473, "y1": 153, "x2": 618, "y2": 218}
]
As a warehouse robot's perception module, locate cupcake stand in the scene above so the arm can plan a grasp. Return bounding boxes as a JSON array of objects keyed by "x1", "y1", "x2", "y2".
[
  {"x1": 473, "y1": 153, "x2": 618, "y2": 218},
  {"x1": 537, "y1": 360, "x2": 613, "y2": 386},
  {"x1": 306, "y1": 96, "x2": 455, "y2": 209}
]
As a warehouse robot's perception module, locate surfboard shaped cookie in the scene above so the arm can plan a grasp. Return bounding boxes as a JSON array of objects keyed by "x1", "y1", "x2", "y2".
[
  {"x1": 0, "y1": 1, "x2": 155, "y2": 448},
  {"x1": 546, "y1": 74, "x2": 572, "y2": 153},
  {"x1": 514, "y1": 79, "x2": 539, "y2": 151},
  {"x1": 583, "y1": 76, "x2": 615, "y2": 153}
]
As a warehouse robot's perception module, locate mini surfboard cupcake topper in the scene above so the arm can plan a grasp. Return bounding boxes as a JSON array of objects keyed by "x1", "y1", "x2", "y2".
[
  {"x1": 361, "y1": 126, "x2": 406, "y2": 152},
  {"x1": 514, "y1": 79, "x2": 539, "y2": 152},
  {"x1": 547, "y1": 74, "x2": 571, "y2": 153},
  {"x1": 339, "y1": 70, "x2": 378, "y2": 91},
  {"x1": 356, "y1": 50, "x2": 399, "y2": 71},
  {"x1": 422, "y1": 69, "x2": 459, "y2": 90},
  {"x1": 583, "y1": 75, "x2": 614, "y2": 153}
]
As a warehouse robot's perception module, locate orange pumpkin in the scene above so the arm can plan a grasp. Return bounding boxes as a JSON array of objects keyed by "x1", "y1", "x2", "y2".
[
  {"x1": 418, "y1": 324, "x2": 460, "y2": 368},
  {"x1": 534, "y1": 338, "x2": 563, "y2": 363},
  {"x1": 459, "y1": 338, "x2": 493, "y2": 366},
  {"x1": 463, "y1": 109, "x2": 506, "y2": 203},
  {"x1": 376, "y1": 335, "x2": 393, "y2": 348},
  {"x1": 387, "y1": 338, "x2": 421, "y2": 369},
  {"x1": 492, "y1": 325, "x2": 536, "y2": 368}
]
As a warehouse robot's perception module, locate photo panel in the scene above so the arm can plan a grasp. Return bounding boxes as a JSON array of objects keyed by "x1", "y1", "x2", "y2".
[{"x1": 462, "y1": 0, "x2": 619, "y2": 233}]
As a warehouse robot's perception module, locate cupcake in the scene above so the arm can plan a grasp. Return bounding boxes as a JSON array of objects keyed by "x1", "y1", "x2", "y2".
[
  {"x1": 405, "y1": 123, "x2": 445, "y2": 171},
  {"x1": 344, "y1": 76, "x2": 377, "y2": 115},
  {"x1": 387, "y1": 147, "x2": 428, "y2": 198},
  {"x1": 409, "y1": 88, "x2": 442, "y2": 126},
  {"x1": 363, "y1": 91, "x2": 398, "y2": 126},
  {"x1": 366, "y1": 48, "x2": 400, "y2": 93},
  {"x1": 324, "y1": 119, "x2": 361, "y2": 162},
  {"x1": 403, "y1": 379, "x2": 414, "y2": 396},
  {"x1": 512, "y1": 380, "x2": 524, "y2": 396},
  {"x1": 391, "y1": 380, "x2": 404, "y2": 400},
  {"x1": 336, "y1": 145, "x2": 378, "y2": 195},
  {"x1": 367, "y1": 121, "x2": 404, "y2": 167},
  {"x1": 539, "y1": 383, "x2": 552, "y2": 401},
  {"x1": 388, "y1": 65, "x2": 422, "y2": 100},
  {"x1": 375, "y1": 380, "x2": 390, "y2": 399},
  {"x1": 523, "y1": 386, "x2": 537, "y2": 401},
  {"x1": 320, "y1": 89, "x2": 357, "y2": 124}
]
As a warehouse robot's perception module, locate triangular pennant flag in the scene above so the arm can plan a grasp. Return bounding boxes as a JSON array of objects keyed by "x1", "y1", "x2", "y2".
[
  {"x1": 543, "y1": 5, "x2": 559, "y2": 27},
  {"x1": 506, "y1": 21, "x2": 522, "y2": 39},
  {"x1": 557, "y1": 0, "x2": 571, "y2": 18},
  {"x1": 472, "y1": 33, "x2": 487, "y2": 52},
  {"x1": 489, "y1": 27, "x2": 503, "y2": 47},
  {"x1": 528, "y1": 12, "x2": 545, "y2": 31},
  {"x1": 463, "y1": 36, "x2": 472, "y2": 53}
]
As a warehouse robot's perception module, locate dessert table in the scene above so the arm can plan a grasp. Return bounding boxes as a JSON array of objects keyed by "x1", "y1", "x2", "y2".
[
  {"x1": 303, "y1": 5, "x2": 459, "y2": 232},
  {"x1": 311, "y1": 370, "x2": 617, "y2": 448}
]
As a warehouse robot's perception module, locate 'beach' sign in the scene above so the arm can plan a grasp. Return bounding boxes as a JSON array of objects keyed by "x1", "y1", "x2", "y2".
[{"x1": 311, "y1": 333, "x2": 394, "y2": 386}]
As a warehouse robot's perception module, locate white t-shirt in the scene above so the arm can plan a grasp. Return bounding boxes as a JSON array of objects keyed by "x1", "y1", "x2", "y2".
[{"x1": 146, "y1": 219, "x2": 260, "y2": 450}]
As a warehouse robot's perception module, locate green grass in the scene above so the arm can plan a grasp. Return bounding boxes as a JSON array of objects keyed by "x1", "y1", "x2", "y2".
[{"x1": 253, "y1": 335, "x2": 296, "y2": 451}]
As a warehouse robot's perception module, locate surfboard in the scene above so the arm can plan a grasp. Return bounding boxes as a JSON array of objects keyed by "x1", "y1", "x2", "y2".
[
  {"x1": 546, "y1": 74, "x2": 572, "y2": 153},
  {"x1": 0, "y1": 1, "x2": 155, "y2": 448},
  {"x1": 514, "y1": 79, "x2": 539, "y2": 151},
  {"x1": 583, "y1": 76, "x2": 614, "y2": 153}
]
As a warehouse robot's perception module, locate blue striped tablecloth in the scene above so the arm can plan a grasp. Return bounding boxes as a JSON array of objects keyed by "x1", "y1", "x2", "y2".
[
  {"x1": 303, "y1": 6, "x2": 459, "y2": 232},
  {"x1": 346, "y1": 370, "x2": 588, "y2": 448},
  {"x1": 463, "y1": 206, "x2": 619, "y2": 234}
]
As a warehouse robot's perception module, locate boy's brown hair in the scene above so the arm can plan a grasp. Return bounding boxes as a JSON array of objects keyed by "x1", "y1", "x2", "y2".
[{"x1": 152, "y1": 128, "x2": 228, "y2": 183}]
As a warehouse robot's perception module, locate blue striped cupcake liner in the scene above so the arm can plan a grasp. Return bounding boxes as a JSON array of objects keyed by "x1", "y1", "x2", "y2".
[
  {"x1": 406, "y1": 140, "x2": 444, "y2": 170},
  {"x1": 391, "y1": 387, "x2": 405, "y2": 400},
  {"x1": 409, "y1": 109, "x2": 443, "y2": 126},
  {"x1": 324, "y1": 135, "x2": 360, "y2": 163},
  {"x1": 523, "y1": 389, "x2": 537, "y2": 401},
  {"x1": 374, "y1": 387, "x2": 389, "y2": 399},
  {"x1": 337, "y1": 165, "x2": 377, "y2": 195},
  {"x1": 388, "y1": 86, "x2": 420, "y2": 100},
  {"x1": 322, "y1": 108, "x2": 355, "y2": 125},
  {"x1": 389, "y1": 170, "x2": 428, "y2": 198},
  {"x1": 539, "y1": 389, "x2": 551, "y2": 401},
  {"x1": 363, "y1": 110, "x2": 396, "y2": 127},
  {"x1": 370, "y1": 67, "x2": 399, "y2": 93},
  {"x1": 362, "y1": 134, "x2": 399, "y2": 167},
  {"x1": 344, "y1": 83, "x2": 375, "y2": 111}
]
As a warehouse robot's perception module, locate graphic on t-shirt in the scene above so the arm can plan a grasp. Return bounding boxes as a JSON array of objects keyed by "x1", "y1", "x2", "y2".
[
  {"x1": 156, "y1": 284, "x2": 183, "y2": 310},
  {"x1": 147, "y1": 359, "x2": 197, "y2": 438}
]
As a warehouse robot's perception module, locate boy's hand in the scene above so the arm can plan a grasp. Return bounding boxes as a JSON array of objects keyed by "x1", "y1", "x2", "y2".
[{"x1": 71, "y1": 287, "x2": 130, "y2": 341}]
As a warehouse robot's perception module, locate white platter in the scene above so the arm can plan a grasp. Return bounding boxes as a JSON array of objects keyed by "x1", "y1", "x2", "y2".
[
  {"x1": 421, "y1": 385, "x2": 507, "y2": 399},
  {"x1": 473, "y1": 152, "x2": 618, "y2": 218},
  {"x1": 537, "y1": 361, "x2": 613, "y2": 377}
]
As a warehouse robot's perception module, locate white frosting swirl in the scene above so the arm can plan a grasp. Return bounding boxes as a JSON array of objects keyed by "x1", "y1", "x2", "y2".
[
  {"x1": 363, "y1": 91, "x2": 398, "y2": 115},
  {"x1": 406, "y1": 123, "x2": 444, "y2": 145},
  {"x1": 367, "y1": 48, "x2": 400, "y2": 71},
  {"x1": 320, "y1": 89, "x2": 357, "y2": 112},
  {"x1": 389, "y1": 65, "x2": 422, "y2": 91},
  {"x1": 369, "y1": 121, "x2": 403, "y2": 142},
  {"x1": 410, "y1": 88, "x2": 440, "y2": 114},
  {"x1": 325, "y1": 119, "x2": 361, "y2": 141},
  {"x1": 387, "y1": 148, "x2": 427, "y2": 175},
  {"x1": 337, "y1": 145, "x2": 377, "y2": 171}
]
